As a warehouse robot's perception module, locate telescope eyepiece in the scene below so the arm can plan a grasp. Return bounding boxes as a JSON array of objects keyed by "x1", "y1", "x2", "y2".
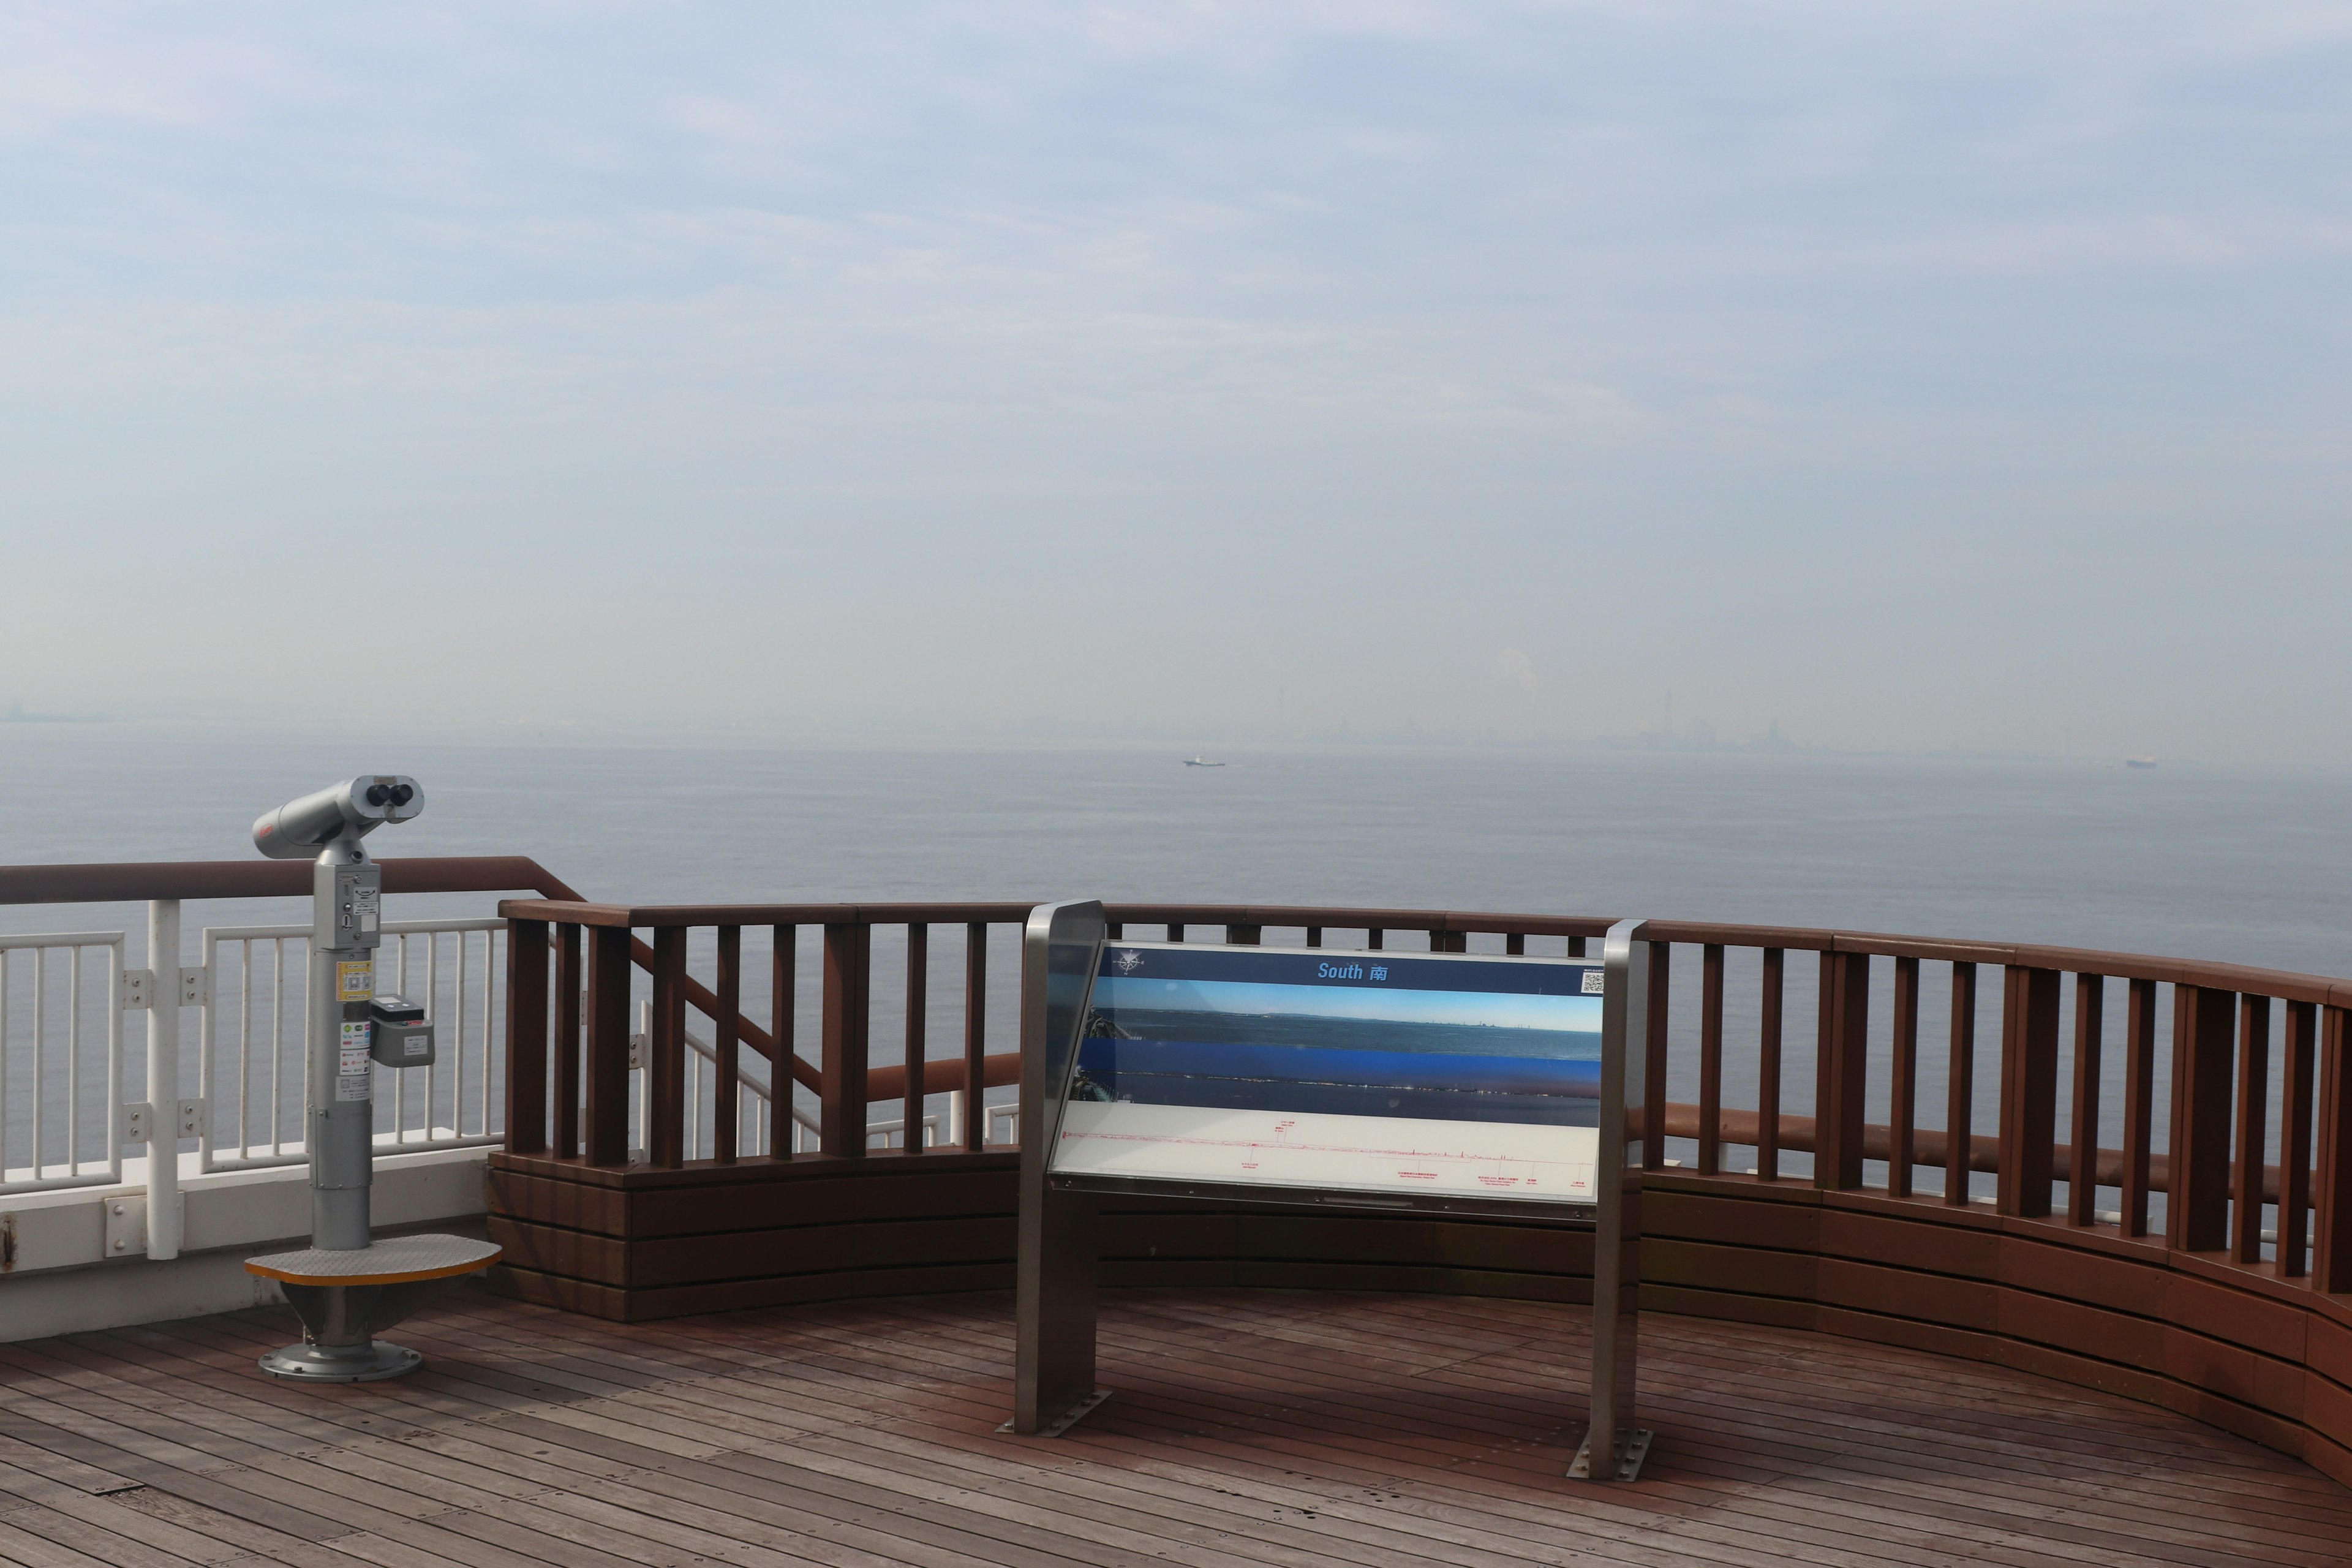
[{"x1": 252, "y1": 774, "x2": 426, "y2": 859}]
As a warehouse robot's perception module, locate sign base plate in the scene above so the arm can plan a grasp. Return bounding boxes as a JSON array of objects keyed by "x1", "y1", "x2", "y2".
[
  {"x1": 999, "y1": 1389, "x2": 1113, "y2": 1438},
  {"x1": 1569, "y1": 1427, "x2": 1652, "y2": 1482}
]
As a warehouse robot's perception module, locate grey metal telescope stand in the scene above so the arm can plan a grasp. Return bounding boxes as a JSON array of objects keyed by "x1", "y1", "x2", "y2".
[{"x1": 244, "y1": 776, "x2": 500, "y2": 1382}]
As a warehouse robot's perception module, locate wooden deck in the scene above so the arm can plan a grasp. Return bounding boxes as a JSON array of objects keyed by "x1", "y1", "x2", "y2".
[{"x1": 0, "y1": 1286, "x2": 2345, "y2": 1568}]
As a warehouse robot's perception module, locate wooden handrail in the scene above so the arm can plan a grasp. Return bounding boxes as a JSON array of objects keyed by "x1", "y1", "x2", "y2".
[
  {"x1": 473, "y1": 881, "x2": 2352, "y2": 1484},
  {"x1": 497, "y1": 897, "x2": 2337, "y2": 1245},
  {"x1": 0, "y1": 855, "x2": 585, "y2": 905}
]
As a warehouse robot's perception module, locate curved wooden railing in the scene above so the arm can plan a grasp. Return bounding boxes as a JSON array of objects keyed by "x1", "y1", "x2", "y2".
[
  {"x1": 491, "y1": 898, "x2": 2352, "y2": 1491},
  {"x1": 8, "y1": 865, "x2": 2344, "y2": 1487}
]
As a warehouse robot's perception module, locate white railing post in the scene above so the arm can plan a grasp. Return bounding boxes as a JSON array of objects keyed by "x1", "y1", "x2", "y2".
[{"x1": 146, "y1": 899, "x2": 183, "y2": 1259}]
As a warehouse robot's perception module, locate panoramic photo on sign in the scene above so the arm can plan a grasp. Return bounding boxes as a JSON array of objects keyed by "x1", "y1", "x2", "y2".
[{"x1": 1049, "y1": 943, "x2": 1604, "y2": 1203}]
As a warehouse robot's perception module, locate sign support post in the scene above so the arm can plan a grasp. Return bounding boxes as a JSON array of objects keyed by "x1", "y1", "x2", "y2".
[
  {"x1": 1009, "y1": 900, "x2": 1109, "y2": 1436},
  {"x1": 1572, "y1": 916, "x2": 1651, "y2": 1481}
]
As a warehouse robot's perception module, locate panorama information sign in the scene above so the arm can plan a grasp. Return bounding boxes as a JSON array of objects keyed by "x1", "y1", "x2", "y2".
[{"x1": 1050, "y1": 943, "x2": 1607, "y2": 1208}]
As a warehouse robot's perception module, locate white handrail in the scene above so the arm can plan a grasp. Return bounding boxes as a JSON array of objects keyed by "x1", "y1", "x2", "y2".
[
  {"x1": 198, "y1": 916, "x2": 508, "y2": 1172},
  {"x1": 632, "y1": 1000, "x2": 941, "y2": 1156},
  {"x1": 0, "y1": 930, "x2": 126, "y2": 1196}
]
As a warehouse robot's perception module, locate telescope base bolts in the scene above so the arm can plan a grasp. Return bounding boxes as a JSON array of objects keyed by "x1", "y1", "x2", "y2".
[{"x1": 257, "y1": 1282, "x2": 431, "y2": 1382}]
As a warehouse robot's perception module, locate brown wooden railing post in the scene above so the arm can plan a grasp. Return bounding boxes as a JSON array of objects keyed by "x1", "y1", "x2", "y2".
[
  {"x1": 553, "y1": 922, "x2": 581, "y2": 1158},
  {"x1": 2317, "y1": 1003, "x2": 2351, "y2": 1292},
  {"x1": 504, "y1": 918, "x2": 549, "y2": 1156},
  {"x1": 905, "y1": 922, "x2": 927, "y2": 1151},
  {"x1": 2169, "y1": 984, "x2": 2237, "y2": 1253},
  {"x1": 1945, "y1": 962, "x2": 1977, "y2": 1205},
  {"x1": 1815, "y1": 949, "x2": 1869, "y2": 1190},
  {"x1": 1997, "y1": 965, "x2": 2060, "y2": 1218},
  {"x1": 2067, "y1": 973, "x2": 2103, "y2": 1226},
  {"x1": 1758, "y1": 948, "x2": 1784, "y2": 1181},
  {"x1": 963, "y1": 922, "x2": 987, "y2": 1151},
  {"x1": 2280, "y1": 1000, "x2": 2316, "y2": 1277},
  {"x1": 1643, "y1": 943, "x2": 1670, "y2": 1170},
  {"x1": 1889, "y1": 956, "x2": 1918, "y2": 1198},
  {"x1": 1227, "y1": 924, "x2": 1261, "y2": 946},
  {"x1": 1166, "y1": 923, "x2": 1183, "y2": 943},
  {"x1": 713, "y1": 925, "x2": 741, "y2": 1164},
  {"x1": 2121, "y1": 977, "x2": 2156, "y2": 1235},
  {"x1": 1307, "y1": 927, "x2": 1324, "y2": 949},
  {"x1": 584, "y1": 924, "x2": 631, "y2": 1166},
  {"x1": 647, "y1": 925, "x2": 686, "y2": 1169},
  {"x1": 1504, "y1": 933, "x2": 1523, "y2": 956},
  {"x1": 821, "y1": 921, "x2": 871, "y2": 1157},
  {"x1": 2232, "y1": 993, "x2": 2272, "y2": 1265},
  {"x1": 1431, "y1": 929, "x2": 1464, "y2": 953},
  {"x1": 1697, "y1": 944, "x2": 1725, "y2": 1176},
  {"x1": 772, "y1": 924, "x2": 796, "y2": 1159}
]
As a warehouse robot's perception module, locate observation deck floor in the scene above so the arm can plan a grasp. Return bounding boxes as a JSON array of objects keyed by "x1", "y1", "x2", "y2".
[{"x1": 0, "y1": 1283, "x2": 2344, "y2": 1568}]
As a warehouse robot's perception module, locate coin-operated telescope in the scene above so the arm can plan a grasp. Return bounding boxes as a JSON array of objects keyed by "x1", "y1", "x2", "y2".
[
  {"x1": 242, "y1": 775, "x2": 500, "y2": 1382},
  {"x1": 252, "y1": 775, "x2": 428, "y2": 1250}
]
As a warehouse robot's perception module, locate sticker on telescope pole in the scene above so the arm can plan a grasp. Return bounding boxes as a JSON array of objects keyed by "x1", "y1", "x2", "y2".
[
  {"x1": 337, "y1": 1022, "x2": 373, "y2": 1100},
  {"x1": 355, "y1": 887, "x2": 379, "y2": 933},
  {"x1": 337, "y1": 960, "x2": 373, "y2": 1001}
]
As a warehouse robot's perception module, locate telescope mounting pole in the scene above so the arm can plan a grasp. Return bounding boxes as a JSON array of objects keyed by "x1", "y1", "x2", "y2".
[{"x1": 308, "y1": 833, "x2": 381, "y2": 1251}]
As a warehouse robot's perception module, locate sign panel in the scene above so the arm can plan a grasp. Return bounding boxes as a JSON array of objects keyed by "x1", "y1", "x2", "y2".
[{"x1": 1047, "y1": 942, "x2": 1604, "y2": 1206}]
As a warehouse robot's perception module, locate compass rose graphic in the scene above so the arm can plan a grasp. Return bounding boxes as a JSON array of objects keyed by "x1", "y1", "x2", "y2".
[{"x1": 1114, "y1": 948, "x2": 1145, "y2": 975}]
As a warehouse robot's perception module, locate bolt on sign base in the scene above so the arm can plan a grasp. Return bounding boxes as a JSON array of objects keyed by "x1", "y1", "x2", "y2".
[
  {"x1": 998, "y1": 1389, "x2": 1114, "y2": 1438},
  {"x1": 1569, "y1": 1426, "x2": 1653, "y2": 1482}
]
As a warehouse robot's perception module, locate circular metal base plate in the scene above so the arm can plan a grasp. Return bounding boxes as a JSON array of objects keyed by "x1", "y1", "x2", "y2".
[{"x1": 256, "y1": 1340, "x2": 423, "y2": 1383}]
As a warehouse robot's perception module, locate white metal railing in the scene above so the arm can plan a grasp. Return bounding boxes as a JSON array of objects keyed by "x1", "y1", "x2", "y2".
[
  {"x1": 0, "y1": 932, "x2": 127, "y2": 1193},
  {"x1": 7, "y1": 901, "x2": 1012, "y2": 1221},
  {"x1": 199, "y1": 918, "x2": 507, "y2": 1172},
  {"x1": 628, "y1": 1000, "x2": 941, "y2": 1157}
]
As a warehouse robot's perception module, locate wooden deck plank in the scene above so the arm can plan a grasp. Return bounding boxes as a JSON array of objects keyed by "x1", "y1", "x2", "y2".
[
  {"x1": 538, "y1": 1288, "x2": 2352, "y2": 1568},
  {"x1": 105, "y1": 1297, "x2": 2314, "y2": 1568},
  {"x1": 738, "y1": 1297, "x2": 2314, "y2": 1561},
  {"x1": 378, "y1": 1310, "x2": 1517, "y2": 1568},
  {"x1": 428, "y1": 1316, "x2": 2163, "y2": 1568},
  {"x1": 921, "y1": 1287, "x2": 2352, "y2": 1535},
  {"x1": 0, "y1": 1283, "x2": 2341, "y2": 1568},
  {"x1": 799, "y1": 1297, "x2": 2342, "y2": 1568},
  {"x1": 437, "y1": 1288, "x2": 2333, "y2": 1568}
]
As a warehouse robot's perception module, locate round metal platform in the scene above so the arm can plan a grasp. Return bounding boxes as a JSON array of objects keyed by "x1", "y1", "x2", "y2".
[{"x1": 244, "y1": 1232, "x2": 502, "y2": 1287}]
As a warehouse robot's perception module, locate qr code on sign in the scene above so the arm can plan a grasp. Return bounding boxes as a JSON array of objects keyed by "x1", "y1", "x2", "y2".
[{"x1": 1581, "y1": 970, "x2": 1605, "y2": 993}]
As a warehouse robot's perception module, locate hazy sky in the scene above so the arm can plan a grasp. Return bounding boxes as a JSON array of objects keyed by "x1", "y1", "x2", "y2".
[{"x1": 3, "y1": 4, "x2": 2347, "y2": 759}]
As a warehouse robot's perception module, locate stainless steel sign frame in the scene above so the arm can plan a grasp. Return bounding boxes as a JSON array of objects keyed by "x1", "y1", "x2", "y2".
[{"x1": 1010, "y1": 905, "x2": 1653, "y2": 1482}]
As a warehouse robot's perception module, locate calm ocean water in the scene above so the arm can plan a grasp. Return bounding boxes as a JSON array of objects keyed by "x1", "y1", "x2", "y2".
[
  {"x1": 3, "y1": 725, "x2": 2347, "y2": 1185},
  {"x1": 5, "y1": 726, "x2": 2347, "y2": 971}
]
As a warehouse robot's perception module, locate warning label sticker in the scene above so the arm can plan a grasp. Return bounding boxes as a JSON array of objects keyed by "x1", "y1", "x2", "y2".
[
  {"x1": 337, "y1": 1022, "x2": 372, "y2": 1100},
  {"x1": 337, "y1": 960, "x2": 373, "y2": 1001}
]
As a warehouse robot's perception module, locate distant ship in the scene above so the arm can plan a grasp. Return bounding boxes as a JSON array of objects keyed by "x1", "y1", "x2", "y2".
[
  {"x1": 2125, "y1": 756, "x2": 2157, "y2": 770},
  {"x1": 1182, "y1": 756, "x2": 1227, "y2": 768}
]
